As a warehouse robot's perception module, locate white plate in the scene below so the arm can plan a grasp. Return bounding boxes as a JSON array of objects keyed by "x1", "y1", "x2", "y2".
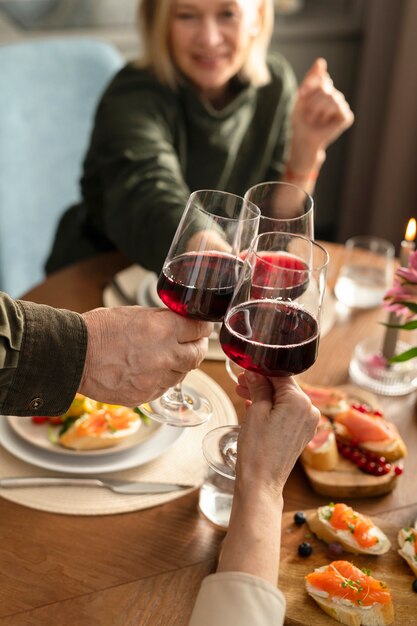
[
  {"x1": 0, "y1": 419, "x2": 184, "y2": 474},
  {"x1": 6, "y1": 415, "x2": 162, "y2": 457}
]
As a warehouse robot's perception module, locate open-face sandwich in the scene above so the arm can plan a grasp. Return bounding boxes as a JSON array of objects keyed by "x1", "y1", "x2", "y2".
[
  {"x1": 301, "y1": 414, "x2": 339, "y2": 471},
  {"x1": 333, "y1": 405, "x2": 407, "y2": 463},
  {"x1": 305, "y1": 560, "x2": 394, "y2": 626},
  {"x1": 398, "y1": 520, "x2": 417, "y2": 576},
  {"x1": 299, "y1": 382, "x2": 349, "y2": 417},
  {"x1": 55, "y1": 393, "x2": 143, "y2": 450},
  {"x1": 307, "y1": 503, "x2": 391, "y2": 555}
]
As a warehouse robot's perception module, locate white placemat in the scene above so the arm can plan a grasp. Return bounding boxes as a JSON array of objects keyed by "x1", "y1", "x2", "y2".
[{"x1": 0, "y1": 370, "x2": 237, "y2": 516}]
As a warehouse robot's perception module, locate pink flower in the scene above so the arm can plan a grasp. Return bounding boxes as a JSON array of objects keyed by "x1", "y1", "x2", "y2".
[
  {"x1": 382, "y1": 248, "x2": 417, "y2": 363},
  {"x1": 383, "y1": 250, "x2": 417, "y2": 319}
]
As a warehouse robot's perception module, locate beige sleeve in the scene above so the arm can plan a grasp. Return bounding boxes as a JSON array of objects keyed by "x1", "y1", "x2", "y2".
[{"x1": 189, "y1": 572, "x2": 286, "y2": 626}]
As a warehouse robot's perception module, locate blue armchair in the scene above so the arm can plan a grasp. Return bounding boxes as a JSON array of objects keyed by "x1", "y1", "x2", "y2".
[{"x1": 0, "y1": 38, "x2": 124, "y2": 297}]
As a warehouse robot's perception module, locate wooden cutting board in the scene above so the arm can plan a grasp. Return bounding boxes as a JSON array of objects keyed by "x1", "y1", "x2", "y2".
[
  {"x1": 301, "y1": 456, "x2": 401, "y2": 498},
  {"x1": 280, "y1": 510, "x2": 417, "y2": 625}
]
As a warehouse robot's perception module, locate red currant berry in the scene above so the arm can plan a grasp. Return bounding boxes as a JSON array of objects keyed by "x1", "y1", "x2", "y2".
[
  {"x1": 365, "y1": 461, "x2": 377, "y2": 474},
  {"x1": 394, "y1": 465, "x2": 404, "y2": 476},
  {"x1": 374, "y1": 465, "x2": 386, "y2": 476},
  {"x1": 357, "y1": 457, "x2": 368, "y2": 470}
]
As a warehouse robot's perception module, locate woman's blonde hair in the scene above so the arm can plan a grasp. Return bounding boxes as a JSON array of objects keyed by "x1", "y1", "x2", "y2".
[{"x1": 136, "y1": 0, "x2": 274, "y2": 90}]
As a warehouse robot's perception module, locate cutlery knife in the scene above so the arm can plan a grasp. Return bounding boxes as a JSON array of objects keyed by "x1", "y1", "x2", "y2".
[{"x1": 0, "y1": 477, "x2": 194, "y2": 494}]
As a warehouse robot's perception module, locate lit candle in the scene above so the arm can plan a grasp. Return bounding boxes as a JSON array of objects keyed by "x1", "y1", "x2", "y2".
[
  {"x1": 382, "y1": 218, "x2": 417, "y2": 359},
  {"x1": 400, "y1": 218, "x2": 416, "y2": 266}
]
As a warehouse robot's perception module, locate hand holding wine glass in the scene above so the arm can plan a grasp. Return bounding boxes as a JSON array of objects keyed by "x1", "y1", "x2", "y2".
[
  {"x1": 226, "y1": 372, "x2": 320, "y2": 508},
  {"x1": 140, "y1": 189, "x2": 260, "y2": 427},
  {"x1": 203, "y1": 231, "x2": 329, "y2": 477}
]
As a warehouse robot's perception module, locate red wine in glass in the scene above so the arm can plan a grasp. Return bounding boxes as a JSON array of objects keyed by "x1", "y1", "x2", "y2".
[
  {"x1": 252, "y1": 251, "x2": 309, "y2": 300},
  {"x1": 220, "y1": 300, "x2": 319, "y2": 376},
  {"x1": 157, "y1": 251, "x2": 245, "y2": 322}
]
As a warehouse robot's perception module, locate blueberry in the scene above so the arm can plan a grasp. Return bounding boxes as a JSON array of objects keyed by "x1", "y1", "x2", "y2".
[
  {"x1": 412, "y1": 579, "x2": 417, "y2": 593},
  {"x1": 298, "y1": 541, "x2": 313, "y2": 557},
  {"x1": 294, "y1": 511, "x2": 307, "y2": 526}
]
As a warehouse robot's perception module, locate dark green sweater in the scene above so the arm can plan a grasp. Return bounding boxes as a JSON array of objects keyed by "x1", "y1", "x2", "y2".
[{"x1": 46, "y1": 54, "x2": 297, "y2": 275}]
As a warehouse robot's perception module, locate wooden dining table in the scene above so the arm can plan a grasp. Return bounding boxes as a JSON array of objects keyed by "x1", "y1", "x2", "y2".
[{"x1": 0, "y1": 242, "x2": 416, "y2": 625}]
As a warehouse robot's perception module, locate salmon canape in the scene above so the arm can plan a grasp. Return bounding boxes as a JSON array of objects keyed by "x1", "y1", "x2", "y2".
[
  {"x1": 59, "y1": 404, "x2": 142, "y2": 450},
  {"x1": 307, "y1": 503, "x2": 391, "y2": 555},
  {"x1": 306, "y1": 560, "x2": 394, "y2": 626},
  {"x1": 333, "y1": 405, "x2": 407, "y2": 462},
  {"x1": 398, "y1": 520, "x2": 417, "y2": 576},
  {"x1": 301, "y1": 414, "x2": 339, "y2": 471},
  {"x1": 299, "y1": 382, "x2": 349, "y2": 417}
]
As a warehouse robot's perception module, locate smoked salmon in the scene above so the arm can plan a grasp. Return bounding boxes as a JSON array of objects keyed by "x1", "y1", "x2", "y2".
[{"x1": 334, "y1": 407, "x2": 397, "y2": 443}]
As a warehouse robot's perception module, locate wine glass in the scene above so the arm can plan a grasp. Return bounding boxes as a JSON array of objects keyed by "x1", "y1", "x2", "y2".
[
  {"x1": 246, "y1": 180, "x2": 314, "y2": 236},
  {"x1": 226, "y1": 181, "x2": 314, "y2": 383},
  {"x1": 203, "y1": 231, "x2": 329, "y2": 477},
  {"x1": 140, "y1": 189, "x2": 260, "y2": 427}
]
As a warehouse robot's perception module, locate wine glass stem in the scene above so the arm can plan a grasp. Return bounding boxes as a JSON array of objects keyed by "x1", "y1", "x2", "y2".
[{"x1": 160, "y1": 383, "x2": 187, "y2": 410}]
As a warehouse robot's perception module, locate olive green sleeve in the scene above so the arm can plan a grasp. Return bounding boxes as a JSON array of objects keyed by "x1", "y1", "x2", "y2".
[
  {"x1": 88, "y1": 84, "x2": 190, "y2": 274},
  {"x1": 264, "y1": 57, "x2": 298, "y2": 180},
  {"x1": 0, "y1": 292, "x2": 87, "y2": 416}
]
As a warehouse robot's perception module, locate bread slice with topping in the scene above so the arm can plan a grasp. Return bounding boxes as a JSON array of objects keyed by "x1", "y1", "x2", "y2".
[
  {"x1": 333, "y1": 406, "x2": 407, "y2": 462},
  {"x1": 306, "y1": 560, "x2": 394, "y2": 626},
  {"x1": 398, "y1": 520, "x2": 417, "y2": 576},
  {"x1": 59, "y1": 405, "x2": 141, "y2": 450},
  {"x1": 301, "y1": 414, "x2": 339, "y2": 471},
  {"x1": 307, "y1": 503, "x2": 391, "y2": 555},
  {"x1": 299, "y1": 382, "x2": 349, "y2": 417}
]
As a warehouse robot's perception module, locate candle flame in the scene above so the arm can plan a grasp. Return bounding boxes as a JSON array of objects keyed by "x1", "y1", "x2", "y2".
[{"x1": 405, "y1": 218, "x2": 416, "y2": 242}]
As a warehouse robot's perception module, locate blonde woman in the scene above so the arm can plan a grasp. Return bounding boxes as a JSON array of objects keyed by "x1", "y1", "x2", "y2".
[{"x1": 47, "y1": 0, "x2": 353, "y2": 274}]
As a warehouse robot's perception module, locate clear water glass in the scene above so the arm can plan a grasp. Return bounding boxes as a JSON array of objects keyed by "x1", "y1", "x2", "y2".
[{"x1": 334, "y1": 236, "x2": 395, "y2": 309}]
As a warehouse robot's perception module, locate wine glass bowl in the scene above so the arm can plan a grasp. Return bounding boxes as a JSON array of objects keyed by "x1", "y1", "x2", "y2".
[
  {"x1": 157, "y1": 250, "x2": 244, "y2": 322},
  {"x1": 140, "y1": 189, "x2": 260, "y2": 427},
  {"x1": 220, "y1": 232, "x2": 329, "y2": 378},
  {"x1": 245, "y1": 180, "x2": 314, "y2": 237}
]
